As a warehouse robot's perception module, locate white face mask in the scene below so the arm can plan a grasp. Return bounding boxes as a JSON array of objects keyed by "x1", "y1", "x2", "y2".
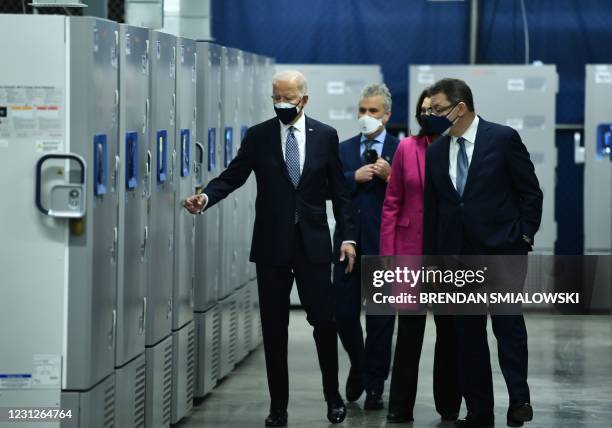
[{"x1": 358, "y1": 114, "x2": 383, "y2": 136}]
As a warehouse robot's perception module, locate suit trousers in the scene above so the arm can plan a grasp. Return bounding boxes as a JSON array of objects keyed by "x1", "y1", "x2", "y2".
[
  {"x1": 388, "y1": 314, "x2": 462, "y2": 416},
  {"x1": 256, "y1": 225, "x2": 339, "y2": 411},
  {"x1": 333, "y1": 259, "x2": 395, "y2": 395}
]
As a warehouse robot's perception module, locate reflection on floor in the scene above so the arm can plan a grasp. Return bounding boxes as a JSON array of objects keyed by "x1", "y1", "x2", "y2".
[{"x1": 177, "y1": 311, "x2": 612, "y2": 427}]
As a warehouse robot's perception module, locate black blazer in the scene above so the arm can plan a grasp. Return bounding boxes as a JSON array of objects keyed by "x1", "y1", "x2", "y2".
[
  {"x1": 203, "y1": 116, "x2": 356, "y2": 265},
  {"x1": 332, "y1": 132, "x2": 399, "y2": 257},
  {"x1": 423, "y1": 117, "x2": 543, "y2": 255}
]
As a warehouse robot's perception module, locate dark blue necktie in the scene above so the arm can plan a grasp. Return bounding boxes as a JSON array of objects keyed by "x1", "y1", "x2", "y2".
[
  {"x1": 456, "y1": 137, "x2": 468, "y2": 196},
  {"x1": 285, "y1": 126, "x2": 300, "y2": 188}
]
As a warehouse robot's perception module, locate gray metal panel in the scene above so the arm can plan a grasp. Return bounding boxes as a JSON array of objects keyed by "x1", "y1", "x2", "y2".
[
  {"x1": 219, "y1": 47, "x2": 241, "y2": 299},
  {"x1": 61, "y1": 374, "x2": 116, "y2": 428},
  {"x1": 275, "y1": 64, "x2": 383, "y2": 142},
  {"x1": 65, "y1": 16, "x2": 120, "y2": 390},
  {"x1": 144, "y1": 335, "x2": 173, "y2": 428},
  {"x1": 194, "y1": 306, "x2": 221, "y2": 397},
  {"x1": 194, "y1": 42, "x2": 223, "y2": 311},
  {"x1": 584, "y1": 65, "x2": 612, "y2": 253},
  {"x1": 583, "y1": 65, "x2": 612, "y2": 311},
  {"x1": 250, "y1": 280, "x2": 263, "y2": 350},
  {"x1": 146, "y1": 29, "x2": 176, "y2": 346},
  {"x1": 173, "y1": 37, "x2": 197, "y2": 330},
  {"x1": 408, "y1": 65, "x2": 558, "y2": 252},
  {"x1": 0, "y1": 15, "x2": 119, "y2": 409},
  {"x1": 117, "y1": 24, "x2": 150, "y2": 366},
  {"x1": 170, "y1": 321, "x2": 195, "y2": 423},
  {"x1": 114, "y1": 353, "x2": 146, "y2": 428}
]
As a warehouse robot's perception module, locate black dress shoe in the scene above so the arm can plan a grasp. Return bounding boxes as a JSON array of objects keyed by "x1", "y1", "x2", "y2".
[
  {"x1": 363, "y1": 391, "x2": 384, "y2": 410},
  {"x1": 507, "y1": 402, "x2": 533, "y2": 427},
  {"x1": 345, "y1": 366, "x2": 364, "y2": 402},
  {"x1": 386, "y1": 409, "x2": 414, "y2": 423},
  {"x1": 440, "y1": 412, "x2": 459, "y2": 422},
  {"x1": 454, "y1": 414, "x2": 494, "y2": 428},
  {"x1": 326, "y1": 392, "x2": 347, "y2": 424},
  {"x1": 265, "y1": 409, "x2": 288, "y2": 427}
]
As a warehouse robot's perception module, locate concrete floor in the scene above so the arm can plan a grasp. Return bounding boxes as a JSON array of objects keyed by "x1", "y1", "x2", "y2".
[{"x1": 177, "y1": 312, "x2": 612, "y2": 427}]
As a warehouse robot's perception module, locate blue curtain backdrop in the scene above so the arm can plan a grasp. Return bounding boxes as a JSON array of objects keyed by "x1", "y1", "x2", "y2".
[
  {"x1": 211, "y1": 0, "x2": 470, "y2": 126},
  {"x1": 478, "y1": 0, "x2": 612, "y2": 124},
  {"x1": 212, "y1": 0, "x2": 612, "y2": 126}
]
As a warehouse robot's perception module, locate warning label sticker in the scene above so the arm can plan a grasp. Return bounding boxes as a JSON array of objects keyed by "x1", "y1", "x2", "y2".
[{"x1": 0, "y1": 86, "x2": 64, "y2": 140}]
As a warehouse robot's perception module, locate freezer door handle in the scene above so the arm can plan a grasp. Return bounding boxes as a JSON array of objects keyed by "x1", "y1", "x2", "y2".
[
  {"x1": 139, "y1": 297, "x2": 147, "y2": 335},
  {"x1": 35, "y1": 153, "x2": 87, "y2": 218},
  {"x1": 109, "y1": 309, "x2": 116, "y2": 350},
  {"x1": 194, "y1": 141, "x2": 204, "y2": 191},
  {"x1": 145, "y1": 150, "x2": 152, "y2": 199}
]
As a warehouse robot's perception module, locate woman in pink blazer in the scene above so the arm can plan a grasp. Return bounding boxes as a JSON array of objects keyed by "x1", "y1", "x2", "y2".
[{"x1": 381, "y1": 89, "x2": 462, "y2": 423}]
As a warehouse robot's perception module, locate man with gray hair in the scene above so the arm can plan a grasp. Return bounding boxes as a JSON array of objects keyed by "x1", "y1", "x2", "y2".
[
  {"x1": 332, "y1": 82, "x2": 399, "y2": 410},
  {"x1": 184, "y1": 69, "x2": 356, "y2": 426}
]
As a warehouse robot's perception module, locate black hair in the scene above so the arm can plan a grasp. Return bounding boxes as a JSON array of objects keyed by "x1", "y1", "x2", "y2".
[
  {"x1": 429, "y1": 78, "x2": 475, "y2": 112},
  {"x1": 414, "y1": 87, "x2": 431, "y2": 137}
]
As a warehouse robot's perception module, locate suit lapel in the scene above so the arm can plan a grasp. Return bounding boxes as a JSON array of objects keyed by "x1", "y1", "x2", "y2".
[
  {"x1": 298, "y1": 116, "x2": 316, "y2": 188},
  {"x1": 441, "y1": 135, "x2": 458, "y2": 197},
  {"x1": 380, "y1": 133, "x2": 397, "y2": 165},
  {"x1": 273, "y1": 119, "x2": 293, "y2": 185},
  {"x1": 462, "y1": 117, "x2": 488, "y2": 197},
  {"x1": 415, "y1": 137, "x2": 427, "y2": 191}
]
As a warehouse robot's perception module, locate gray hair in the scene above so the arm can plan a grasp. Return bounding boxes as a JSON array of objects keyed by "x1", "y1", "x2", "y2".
[
  {"x1": 359, "y1": 83, "x2": 392, "y2": 113},
  {"x1": 272, "y1": 69, "x2": 308, "y2": 96}
]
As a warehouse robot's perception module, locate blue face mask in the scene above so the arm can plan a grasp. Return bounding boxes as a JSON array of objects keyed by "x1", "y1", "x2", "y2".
[{"x1": 424, "y1": 104, "x2": 458, "y2": 136}]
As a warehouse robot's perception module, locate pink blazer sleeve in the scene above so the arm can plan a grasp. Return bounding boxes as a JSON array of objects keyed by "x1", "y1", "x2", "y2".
[{"x1": 380, "y1": 140, "x2": 406, "y2": 256}]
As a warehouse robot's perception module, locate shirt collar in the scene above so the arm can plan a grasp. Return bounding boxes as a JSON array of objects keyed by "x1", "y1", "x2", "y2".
[
  {"x1": 280, "y1": 112, "x2": 306, "y2": 135},
  {"x1": 456, "y1": 114, "x2": 479, "y2": 144},
  {"x1": 360, "y1": 128, "x2": 387, "y2": 145}
]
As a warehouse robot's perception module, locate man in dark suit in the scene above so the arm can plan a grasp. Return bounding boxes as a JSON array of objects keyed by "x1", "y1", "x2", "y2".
[
  {"x1": 423, "y1": 78, "x2": 543, "y2": 428},
  {"x1": 184, "y1": 70, "x2": 356, "y2": 427},
  {"x1": 333, "y1": 83, "x2": 398, "y2": 410}
]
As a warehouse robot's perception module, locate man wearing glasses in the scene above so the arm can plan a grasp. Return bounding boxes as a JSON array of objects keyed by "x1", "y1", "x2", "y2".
[
  {"x1": 422, "y1": 78, "x2": 542, "y2": 427},
  {"x1": 184, "y1": 70, "x2": 356, "y2": 427}
]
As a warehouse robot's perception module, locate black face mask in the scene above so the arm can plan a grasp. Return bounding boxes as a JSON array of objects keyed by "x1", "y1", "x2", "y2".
[
  {"x1": 418, "y1": 114, "x2": 436, "y2": 136},
  {"x1": 274, "y1": 99, "x2": 302, "y2": 125}
]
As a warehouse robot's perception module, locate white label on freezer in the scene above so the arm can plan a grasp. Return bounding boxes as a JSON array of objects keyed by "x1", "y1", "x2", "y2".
[
  {"x1": 418, "y1": 65, "x2": 432, "y2": 71},
  {"x1": 36, "y1": 140, "x2": 64, "y2": 153},
  {"x1": 595, "y1": 70, "x2": 612, "y2": 84},
  {"x1": 0, "y1": 140, "x2": 8, "y2": 148},
  {"x1": 0, "y1": 374, "x2": 32, "y2": 389},
  {"x1": 32, "y1": 355, "x2": 61, "y2": 388},
  {"x1": 327, "y1": 81, "x2": 345, "y2": 95},
  {"x1": 418, "y1": 73, "x2": 435, "y2": 85},
  {"x1": 506, "y1": 118, "x2": 524, "y2": 130},
  {"x1": 507, "y1": 78, "x2": 525, "y2": 91}
]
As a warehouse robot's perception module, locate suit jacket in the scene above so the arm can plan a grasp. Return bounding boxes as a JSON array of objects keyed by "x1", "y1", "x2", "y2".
[
  {"x1": 203, "y1": 115, "x2": 356, "y2": 266},
  {"x1": 423, "y1": 117, "x2": 543, "y2": 255},
  {"x1": 380, "y1": 135, "x2": 429, "y2": 256},
  {"x1": 332, "y1": 132, "x2": 399, "y2": 257}
]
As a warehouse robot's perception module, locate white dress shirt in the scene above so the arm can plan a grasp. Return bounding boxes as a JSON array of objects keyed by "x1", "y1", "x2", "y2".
[
  {"x1": 280, "y1": 112, "x2": 306, "y2": 173},
  {"x1": 449, "y1": 115, "x2": 479, "y2": 190}
]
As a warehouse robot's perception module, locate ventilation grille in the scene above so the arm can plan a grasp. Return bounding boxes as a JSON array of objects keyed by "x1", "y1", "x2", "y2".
[
  {"x1": 228, "y1": 299, "x2": 238, "y2": 366},
  {"x1": 244, "y1": 289, "x2": 253, "y2": 352},
  {"x1": 211, "y1": 307, "x2": 221, "y2": 382},
  {"x1": 134, "y1": 360, "x2": 146, "y2": 427},
  {"x1": 103, "y1": 382, "x2": 115, "y2": 428},
  {"x1": 186, "y1": 325, "x2": 195, "y2": 412},
  {"x1": 162, "y1": 341, "x2": 173, "y2": 425}
]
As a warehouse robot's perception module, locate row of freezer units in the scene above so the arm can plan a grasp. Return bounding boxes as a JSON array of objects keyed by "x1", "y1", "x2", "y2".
[{"x1": 0, "y1": 14, "x2": 273, "y2": 428}]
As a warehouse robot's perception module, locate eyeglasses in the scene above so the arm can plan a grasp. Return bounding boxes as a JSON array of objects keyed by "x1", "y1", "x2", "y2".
[{"x1": 427, "y1": 103, "x2": 458, "y2": 116}]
